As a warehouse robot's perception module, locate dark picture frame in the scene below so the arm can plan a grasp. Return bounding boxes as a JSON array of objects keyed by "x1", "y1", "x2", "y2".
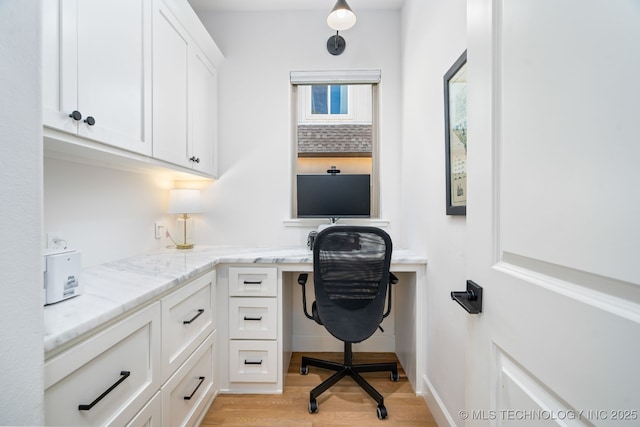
[{"x1": 444, "y1": 50, "x2": 467, "y2": 216}]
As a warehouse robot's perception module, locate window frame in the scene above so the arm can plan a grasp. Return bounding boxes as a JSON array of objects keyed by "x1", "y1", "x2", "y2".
[{"x1": 290, "y1": 71, "x2": 381, "y2": 221}]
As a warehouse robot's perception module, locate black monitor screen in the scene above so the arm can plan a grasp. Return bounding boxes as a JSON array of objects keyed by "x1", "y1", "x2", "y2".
[{"x1": 297, "y1": 174, "x2": 371, "y2": 218}]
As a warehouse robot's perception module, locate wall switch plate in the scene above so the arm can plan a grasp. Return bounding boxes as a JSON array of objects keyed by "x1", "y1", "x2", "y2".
[
  {"x1": 154, "y1": 222, "x2": 162, "y2": 239},
  {"x1": 47, "y1": 232, "x2": 64, "y2": 250}
]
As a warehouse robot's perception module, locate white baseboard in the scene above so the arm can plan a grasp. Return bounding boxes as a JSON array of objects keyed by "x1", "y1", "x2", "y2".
[{"x1": 421, "y1": 374, "x2": 459, "y2": 427}]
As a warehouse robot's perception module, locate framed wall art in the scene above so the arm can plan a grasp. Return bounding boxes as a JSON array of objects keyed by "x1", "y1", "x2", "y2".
[{"x1": 444, "y1": 50, "x2": 467, "y2": 216}]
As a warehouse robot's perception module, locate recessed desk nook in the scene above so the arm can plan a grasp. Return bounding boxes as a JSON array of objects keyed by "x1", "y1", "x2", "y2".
[{"x1": 43, "y1": 246, "x2": 426, "y2": 426}]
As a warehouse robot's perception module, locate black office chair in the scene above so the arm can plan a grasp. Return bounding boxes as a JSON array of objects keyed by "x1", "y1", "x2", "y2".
[{"x1": 298, "y1": 226, "x2": 399, "y2": 420}]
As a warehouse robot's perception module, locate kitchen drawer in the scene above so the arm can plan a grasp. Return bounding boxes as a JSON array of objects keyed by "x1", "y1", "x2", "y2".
[
  {"x1": 161, "y1": 271, "x2": 215, "y2": 382},
  {"x1": 228, "y1": 267, "x2": 277, "y2": 297},
  {"x1": 229, "y1": 340, "x2": 278, "y2": 383},
  {"x1": 45, "y1": 302, "x2": 161, "y2": 427},
  {"x1": 126, "y1": 391, "x2": 161, "y2": 427},
  {"x1": 162, "y1": 332, "x2": 216, "y2": 427},
  {"x1": 229, "y1": 297, "x2": 277, "y2": 340}
]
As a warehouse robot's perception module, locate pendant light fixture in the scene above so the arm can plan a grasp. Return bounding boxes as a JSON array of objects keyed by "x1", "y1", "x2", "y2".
[{"x1": 326, "y1": 0, "x2": 356, "y2": 55}]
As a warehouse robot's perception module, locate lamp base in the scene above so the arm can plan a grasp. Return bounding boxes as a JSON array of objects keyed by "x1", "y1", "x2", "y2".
[
  {"x1": 327, "y1": 34, "x2": 346, "y2": 55},
  {"x1": 176, "y1": 243, "x2": 194, "y2": 250}
]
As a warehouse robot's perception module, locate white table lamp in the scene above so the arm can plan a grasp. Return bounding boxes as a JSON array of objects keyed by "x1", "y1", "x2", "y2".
[{"x1": 168, "y1": 189, "x2": 203, "y2": 249}]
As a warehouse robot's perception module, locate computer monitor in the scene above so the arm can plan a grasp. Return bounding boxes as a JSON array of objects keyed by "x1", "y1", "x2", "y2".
[{"x1": 297, "y1": 174, "x2": 371, "y2": 219}]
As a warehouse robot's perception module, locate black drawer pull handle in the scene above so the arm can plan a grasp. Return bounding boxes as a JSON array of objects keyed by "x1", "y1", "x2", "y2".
[
  {"x1": 78, "y1": 371, "x2": 130, "y2": 411},
  {"x1": 183, "y1": 376, "x2": 205, "y2": 400},
  {"x1": 243, "y1": 280, "x2": 263, "y2": 285},
  {"x1": 183, "y1": 309, "x2": 205, "y2": 324},
  {"x1": 244, "y1": 360, "x2": 263, "y2": 365},
  {"x1": 244, "y1": 316, "x2": 263, "y2": 321}
]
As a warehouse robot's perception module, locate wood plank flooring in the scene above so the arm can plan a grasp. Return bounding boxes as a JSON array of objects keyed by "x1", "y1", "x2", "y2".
[{"x1": 200, "y1": 352, "x2": 437, "y2": 426}]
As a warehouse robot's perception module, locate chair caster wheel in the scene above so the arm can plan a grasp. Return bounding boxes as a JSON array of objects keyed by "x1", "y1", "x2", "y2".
[
  {"x1": 309, "y1": 399, "x2": 318, "y2": 413},
  {"x1": 300, "y1": 366, "x2": 309, "y2": 375},
  {"x1": 377, "y1": 405, "x2": 388, "y2": 419},
  {"x1": 390, "y1": 371, "x2": 399, "y2": 381}
]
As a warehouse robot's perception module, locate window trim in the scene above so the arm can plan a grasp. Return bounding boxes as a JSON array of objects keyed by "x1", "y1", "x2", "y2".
[{"x1": 290, "y1": 71, "x2": 381, "y2": 221}]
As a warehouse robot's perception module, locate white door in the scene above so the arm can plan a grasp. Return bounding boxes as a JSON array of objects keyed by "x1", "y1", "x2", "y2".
[{"x1": 464, "y1": 1, "x2": 640, "y2": 426}]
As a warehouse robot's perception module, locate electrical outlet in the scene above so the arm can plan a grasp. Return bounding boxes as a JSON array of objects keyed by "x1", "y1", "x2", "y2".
[
  {"x1": 154, "y1": 222, "x2": 163, "y2": 240},
  {"x1": 47, "y1": 232, "x2": 65, "y2": 250}
]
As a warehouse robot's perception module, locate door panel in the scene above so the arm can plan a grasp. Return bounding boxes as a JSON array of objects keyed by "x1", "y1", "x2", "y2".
[
  {"x1": 152, "y1": 2, "x2": 190, "y2": 167},
  {"x1": 466, "y1": 0, "x2": 640, "y2": 425},
  {"x1": 190, "y1": 50, "x2": 218, "y2": 176},
  {"x1": 498, "y1": 0, "x2": 640, "y2": 284},
  {"x1": 77, "y1": 0, "x2": 151, "y2": 154}
]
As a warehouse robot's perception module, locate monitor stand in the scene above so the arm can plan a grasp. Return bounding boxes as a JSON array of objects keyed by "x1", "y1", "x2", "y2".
[{"x1": 317, "y1": 217, "x2": 340, "y2": 233}]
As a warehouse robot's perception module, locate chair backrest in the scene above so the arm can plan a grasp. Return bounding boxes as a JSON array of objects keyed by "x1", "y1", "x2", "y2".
[{"x1": 313, "y1": 226, "x2": 392, "y2": 343}]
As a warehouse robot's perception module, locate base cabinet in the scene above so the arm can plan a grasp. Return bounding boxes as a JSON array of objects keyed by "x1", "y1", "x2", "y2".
[
  {"x1": 226, "y1": 267, "x2": 280, "y2": 392},
  {"x1": 126, "y1": 392, "x2": 162, "y2": 427},
  {"x1": 162, "y1": 332, "x2": 217, "y2": 427},
  {"x1": 44, "y1": 271, "x2": 217, "y2": 426},
  {"x1": 44, "y1": 303, "x2": 161, "y2": 427}
]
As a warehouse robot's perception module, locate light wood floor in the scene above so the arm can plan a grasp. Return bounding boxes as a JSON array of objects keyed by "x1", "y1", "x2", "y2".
[{"x1": 200, "y1": 352, "x2": 437, "y2": 426}]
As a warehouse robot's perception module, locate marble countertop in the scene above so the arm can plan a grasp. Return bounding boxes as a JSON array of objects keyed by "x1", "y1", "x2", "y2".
[{"x1": 44, "y1": 246, "x2": 427, "y2": 354}]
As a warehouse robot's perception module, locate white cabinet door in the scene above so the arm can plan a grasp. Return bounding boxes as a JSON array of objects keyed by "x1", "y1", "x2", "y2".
[
  {"x1": 42, "y1": 0, "x2": 78, "y2": 135},
  {"x1": 189, "y1": 50, "x2": 218, "y2": 176},
  {"x1": 42, "y1": 0, "x2": 152, "y2": 155},
  {"x1": 152, "y1": 0, "x2": 190, "y2": 168},
  {"x1": 152, "y1": 0, "x2": 219, "y2": 176},
  {"x1": 76, "y1": 0, "x2": 152, "y2": 154}
]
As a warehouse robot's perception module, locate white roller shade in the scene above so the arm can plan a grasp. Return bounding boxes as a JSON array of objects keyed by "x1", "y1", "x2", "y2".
[{"x1": 290, "y1": 70, "x2": 381, "y2": 85}]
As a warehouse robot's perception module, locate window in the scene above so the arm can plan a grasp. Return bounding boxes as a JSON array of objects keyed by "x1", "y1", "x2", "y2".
[
  {"x1": 290, "y1": 71, "x2": 381, "y2": 220},
  {"x1": 311, "y1": 85, "x2": 348, "y2": 115}
]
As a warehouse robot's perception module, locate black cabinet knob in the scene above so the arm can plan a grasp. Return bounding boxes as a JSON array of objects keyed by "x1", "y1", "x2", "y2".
[
  {"x1": 189, "y1": 156, "x2": 200, "y2": 163},
  {"x1": 84, "y1": 116, "x2": 96, "y2": 126},
  {"x1": 69, "y1": 110, "x2": 82, "y2": 121}
]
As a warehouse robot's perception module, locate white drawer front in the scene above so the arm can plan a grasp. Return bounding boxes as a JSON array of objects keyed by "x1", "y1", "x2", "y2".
[
  {"x1": 126, "y1": 391, "x2": 161, "y2": 427},
  {"x1": 229, "y1": 297, "x2": 277, "y2": 340},
  {"x1": 228, "y1": 267, "x2": 277, "y2": 297},
  {"x1": 162, "y1": 332, "x2": 216, "y2": 427},
  {"x1": 45, "y1": 303, "x2": 160, "y2": 427},
  {"x1": 161, "y1": 272, "x2": 215, "y2": 382},
  {"x1": 229, "y1": 340, "x2": 278, "y2": 383}
]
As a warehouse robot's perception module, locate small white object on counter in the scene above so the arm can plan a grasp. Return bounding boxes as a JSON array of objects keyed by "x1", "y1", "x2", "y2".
[{"x1": 44, "y1": 249, "x2": 82, "y2": 305}]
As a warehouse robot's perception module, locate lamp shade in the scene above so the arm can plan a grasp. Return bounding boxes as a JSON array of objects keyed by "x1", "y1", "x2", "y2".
[
  {"x1": 327, "y1": 0, "x2": 356, "y2": 31},
  {"x1": 168, "y1": 189, "x2": 202, "y2": 214}
]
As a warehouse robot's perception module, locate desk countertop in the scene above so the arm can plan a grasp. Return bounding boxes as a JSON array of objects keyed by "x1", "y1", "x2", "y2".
[{"x1": 44, "y1": 246, "x2": 426, "y2": 354}]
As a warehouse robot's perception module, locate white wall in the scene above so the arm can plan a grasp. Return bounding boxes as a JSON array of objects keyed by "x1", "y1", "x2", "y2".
[
  {"x1": 195, "y1": 10, "x2": 403, "y2": 247},
  {"x1": 400, "y1": 0, "x2": 467, "y2": 425},
  {"x1": 0, "y1": 1, "x2": 45, "y2": 424},
  {"x1": 43, "y1": 157, "x2": 174, "y2": 267}
]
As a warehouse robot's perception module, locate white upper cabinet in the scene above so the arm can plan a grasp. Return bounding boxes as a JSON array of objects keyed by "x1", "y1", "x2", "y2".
[
  {"x1": 189, "y1": 50, "x2": 218, "y2": 177},
  {"x1": 152, "y1": 0, "x2": 221, "y2": 177},
  {"x1": 42, "y1": 0, "x2": 152, "y2": 156}
]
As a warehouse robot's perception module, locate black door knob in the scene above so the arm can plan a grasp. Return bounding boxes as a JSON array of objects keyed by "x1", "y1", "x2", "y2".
[
  {"x1": 69, "y1": 110, "x2": 82, "y2": 121},
  {"x1": 84, "y1": 116, "x2": 96, "y2": 126}
]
